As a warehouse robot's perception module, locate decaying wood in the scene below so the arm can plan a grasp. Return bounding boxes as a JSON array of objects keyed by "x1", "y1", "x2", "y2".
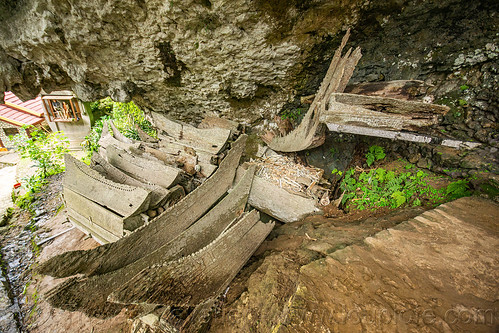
[
  {"x1": 91, "y1": 153, "x2": 171, "y2": 207},
  {"x1": 64, "y1": 188, "x2": 145, "y2": 244},
  {"x1": 135, "y1": 124, "x2": 159, "y2": 143},
  {"x1": 108, "y1": 210, "x2": 274, "y2": 306},
  {"x1": 152, "y1": 112, "x2": 231, "y2": 155},
  {"x1": 329, "y1": 93, "x2": 450, "y2": 116},
  {"x1": 63, "y1": 154, "x2": 151, "y2": 217},
  {"x1": 344, "y1": 80, "x2": 429, "y2": 100},
  {"x1": 198, "y1": 116, "x2": 240, "y2": 135},
  {"x1": 248, "y1": 175, "x2": 321, "y2": 223},
  {"x1": 98, "y1": 134, "x2": 139, "y2": 151},
  {"x1": 267, "y1": 29, "x2": 362, "y2": 152},
  {"x1": 44, "y1": 165, "x2": 256, "y2": 318},
  {"x1": 106, "y1": 144, "x2": 183, "y2": 189},
  {"x1": 326, "y1": 123, "x2": 481, "y2": 149},
  {"x1": 37, "y1": 135, "x2": 247, "y2": 278},
  {"x1": 321, "y1": 101, "x2": 439, "y2": 131},
  {"x1": 133, "y1": 144, "x2": 218, "y2": 178}
]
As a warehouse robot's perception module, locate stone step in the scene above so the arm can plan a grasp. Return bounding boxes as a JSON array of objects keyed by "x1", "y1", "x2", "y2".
[{"x1": 280, "y1": 196, "x2": 499, "y2": 332}]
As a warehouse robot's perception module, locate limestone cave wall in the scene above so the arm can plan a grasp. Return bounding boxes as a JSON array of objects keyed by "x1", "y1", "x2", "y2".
[{"x1": 0, "y1": 0, "x2": 497, "y2": 143}]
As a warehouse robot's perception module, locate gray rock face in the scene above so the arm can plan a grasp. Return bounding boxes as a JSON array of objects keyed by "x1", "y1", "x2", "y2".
[{"x1": 0, "y1": 0, "x2": 497, "y2": 128}]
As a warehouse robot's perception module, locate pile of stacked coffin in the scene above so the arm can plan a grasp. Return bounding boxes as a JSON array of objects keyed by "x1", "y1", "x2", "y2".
[
  {"x1": 41, "y1": 125, "x2": 276, "y2": 332},
  {"x1": 63, "y1": 114, "x2": 237, "y2": 244}
]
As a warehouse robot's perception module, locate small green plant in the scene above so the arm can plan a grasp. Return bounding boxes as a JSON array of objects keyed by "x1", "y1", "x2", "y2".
[
  {"x1": 445, "y1": 179, "x2": 471, "y2": 200},
  {"x1": 460, "y1": 84, "x2": 469, "y2": 91},
  {"x1": 337, "y1": 166, "x2": 472, "y2": 212},
  {"x1": 458, "y1": 99, "x2": 468, "y2": 107},
  {"x1": 280, "y1": 108, "x2": 303, "y2": 121},
  {"x1": 10, "y1": 127, "x2": 69, "y2": 178},
  {"x1": 366, "y1": 145, "x2": 386, "y2": 166},
  {"x1": 329, "y1": 147, "x2": 337, "y2": 158},
  {"x1": 10, "y1": 127, "x2": 69, "y2": 208},
  {"x1": 83, "y1": 98, "x2": 156, "y2": 163}
]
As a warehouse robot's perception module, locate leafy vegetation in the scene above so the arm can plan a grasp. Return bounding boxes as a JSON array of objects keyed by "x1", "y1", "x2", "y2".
[
  {"x1": 331, "y1": 145, "x2": 472, "y2": 211},
  {"x1": 365, "y1": 145, "x2": 386, "y2": 166},
  {"x1": 280, "y1": 108, "x2": 303, "y2": 121},
  {"x1": 82, "y1": 98, "x2": 156, "y2": 163},
  {"x1": 10, "y1": 127, "x2": 69, "y2": 208}
]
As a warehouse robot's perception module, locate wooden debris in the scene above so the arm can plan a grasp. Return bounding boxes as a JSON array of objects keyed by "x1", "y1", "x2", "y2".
[
  {"x1": 325, "y1": 123, "x2": 481, "y2": 149},
  {"x1": 253, "y1": 154, "x2": 324, "y2": 198},
  {"x1": 329, "y1": 92, "x2": 449, "y2": 116},
  {"x1": 321, "y1": 101, "x2": 439, "y2": 131},
  {"x1": 266, "y1": 29, "x2": 362, "y2": 152},
  {"x1": 344, "y1": 80, "x2": 430, "y2": 100},
  {"x1": 198, "y1": 116, "x2": 240, "y2": 135},
  {"x1": 106, "y1": 144, "x2": 183, "y2": 189},
  {"x1": 152, "y1": 112, "x2": 231, "y2": 155},
  {"x1": 37, "y1": 135, "x2": 247, "y2": 278},
  {"x1": 135, "y1": 124, "x2": 159, "y2": 143}
]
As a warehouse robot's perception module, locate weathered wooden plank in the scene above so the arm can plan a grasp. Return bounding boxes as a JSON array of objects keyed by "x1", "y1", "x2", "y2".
[
  {"x1": 152, "y1": 112, "x2": 231, "y2": 154},
  {"x1": 198, "y1": 116, "x2": 240, "y2": 135},
  {"x1": 249, "y1": 175, "x2": 321, "y2": 223},
  {"x1": 158, "y1": 140, "x2": 216, "y2": 165},
  {"x1": 64, "y1": 188, "x2": 144, "y2": 240},
  {"x1": 44, "y1": 165, "x2": 256, "y2": 317},
  {"x1": 326, "y1": 123, "x2": 481, "y2": 149},
  {"x1": 38, "y1": 135, "x2": 248, "y2": 278},
  {"x1": 67, "y1": 208, "x2": 120, "y2": 244},
  {"x1": 91, "y1": 153, "x2": 171, "y2": 208},
  {"x1": 267, "y1": 30, "x2": 362, "y2": 152},
  {"x1": 98, "y1": 132, "x2": 138, "y2": 152},
  {"x1": 135, "y1": 124, "x2": 159, "y2": 143},
  {"x1": 320, "y1": 101, "x2": 437, "y2": 131},
  {"x1": 330, "y1": 92, "x2": 450, "y2": 116},
  {"x1": 108, "y1": 210, "x2": 274, "y2": 306},
  {"x1": 64, "y1": 154, "x2": 151, "y2": 217},
  {"x1": 106, "y1": 144, "x2": 183, "y2": 189},
  {"x1": 344, "y1": 80, "x2": 428, "y2": 100}
]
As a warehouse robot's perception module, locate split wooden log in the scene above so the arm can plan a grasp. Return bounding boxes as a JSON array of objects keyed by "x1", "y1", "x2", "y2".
[
  {"x1": 108, "y1": 210, "x2": 274, "y2": 306},
  {"x1": 63, "y1": 154, "x2": 151, "y2": 217},
  {"x1": 321, "y1": 101, "x2": 439, "y2": 131},
  {"x1": 152, "y1": 112, "x2": 231, "y2": 155},
  {"x1": 106, "y1": 144, "x2": 183, "y2": 189},
  {"x1": 131, "y1": 144, "x2": 218, "y2": 178},
  {"x1": 248, "y1": 175, "x2": 321, "y2": 223},
  {"x1": 44, "y1": 165, "x2": 256, "y2": 318},
  {"x1": 90, "y1": 153, "x2": 171, "y2": 208},
  {"x1": 329, "y1": 93, "x2": 449, "y2": 116},
  {"x1": 37, "y1": 135, "x2": 247, "y2": 278},
  {"x1": 344, "y1": 79, "x2": 430, "y2": 100},
  {"x1": 266, "y1": 29, "x2": 362, "y2": 152}
]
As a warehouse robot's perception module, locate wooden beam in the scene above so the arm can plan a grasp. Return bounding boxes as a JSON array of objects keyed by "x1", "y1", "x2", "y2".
[
  {"x1": 325, "y1": 123, "x2": 481, "y2": 149},
  {"x1": 329, "y1": 93, "x2": 450, "y2": 116}
]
